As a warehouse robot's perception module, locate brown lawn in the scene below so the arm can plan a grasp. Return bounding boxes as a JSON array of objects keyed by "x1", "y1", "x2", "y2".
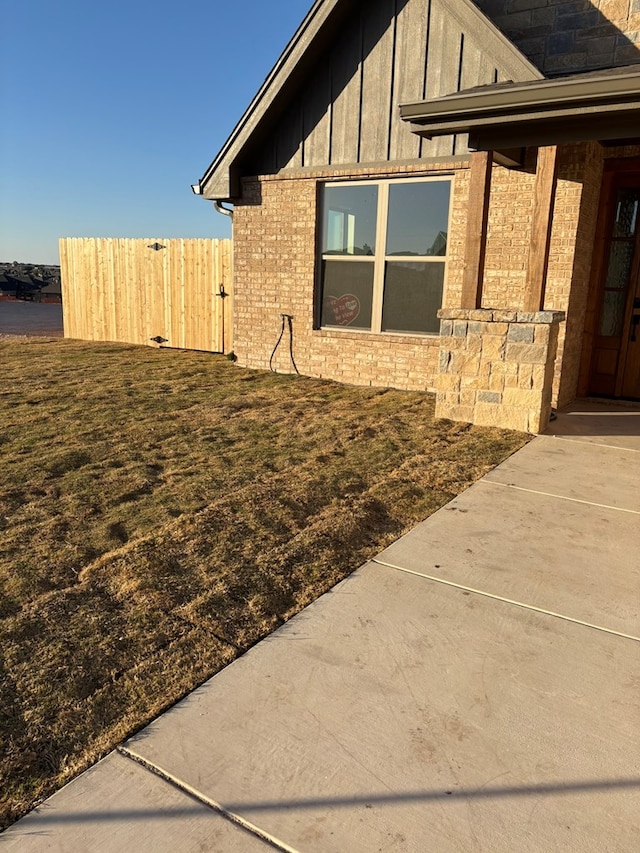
[{"x1": 0, "y1": 338, "x2": 529, "y2": 828}]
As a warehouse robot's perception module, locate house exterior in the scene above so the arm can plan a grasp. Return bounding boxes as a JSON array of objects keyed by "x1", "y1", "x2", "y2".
[
  {"x1": 0, "y1": 274, "x2": 16, "y2": 300},
  {"x1": 194, "y1": 0, "x2": 640, "y2": 432},
  {"x1": 0, "y1": 267, "x2": 62, "y2": 302}
]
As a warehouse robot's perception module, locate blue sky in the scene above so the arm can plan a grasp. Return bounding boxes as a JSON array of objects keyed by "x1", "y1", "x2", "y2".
[{"x1": 0, "y1": 0, "x2": 311, "y2": 264}]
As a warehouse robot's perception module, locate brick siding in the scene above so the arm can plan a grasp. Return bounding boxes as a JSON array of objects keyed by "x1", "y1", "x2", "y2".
[
  {"x1": 475, "y1": 143, "x2": 605, "y2": 406},
  {"x1": 232, "y1": 160, "x2": 470, "y2": 393},
  {"x1": 231, "y1": 144, "x2": 635, "y2": 407}
]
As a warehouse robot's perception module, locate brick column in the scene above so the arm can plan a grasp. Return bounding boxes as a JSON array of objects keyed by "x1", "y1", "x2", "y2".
[{"x1": 435, "y1": 308, "x2": 565, "y2": 433}]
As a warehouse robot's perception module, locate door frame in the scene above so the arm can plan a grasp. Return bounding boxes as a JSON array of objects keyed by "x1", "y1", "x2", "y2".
[{"x1": 580, "y1": 157, "x2": 640, "y2": 399}]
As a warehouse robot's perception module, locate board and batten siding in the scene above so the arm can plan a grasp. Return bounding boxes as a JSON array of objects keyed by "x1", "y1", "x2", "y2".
[
  {"x1": 59, "y1": 238, "x2": 232, "y2": 354},
  {"x1": 248, "y1": 0, "x2": 535, "y2": 176}
]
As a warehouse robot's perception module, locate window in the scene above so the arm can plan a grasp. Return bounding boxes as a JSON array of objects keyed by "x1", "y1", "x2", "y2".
[{"x1": 318, "y1": 178, "x2": 452, "y2": 335}]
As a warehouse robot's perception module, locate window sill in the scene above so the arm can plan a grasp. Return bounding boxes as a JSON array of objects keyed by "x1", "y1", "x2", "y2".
[{"x1": 314, "y1": 326, "x2": 440, "y2": 343}]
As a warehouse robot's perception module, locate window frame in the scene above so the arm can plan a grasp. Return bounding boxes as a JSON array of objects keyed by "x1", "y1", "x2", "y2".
[{"x1": 316, "y1": 175, "x2": 454, "y2": 336}]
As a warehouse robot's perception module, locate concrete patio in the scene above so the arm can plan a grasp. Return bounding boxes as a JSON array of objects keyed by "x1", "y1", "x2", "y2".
[{"x1": 3, "y1": 401, "x2": 639, "y2": 852}]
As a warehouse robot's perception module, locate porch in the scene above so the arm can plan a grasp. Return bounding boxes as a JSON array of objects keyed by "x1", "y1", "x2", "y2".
[{"x1": 402, "y1": 67, "x2": 640, "y2": 432}]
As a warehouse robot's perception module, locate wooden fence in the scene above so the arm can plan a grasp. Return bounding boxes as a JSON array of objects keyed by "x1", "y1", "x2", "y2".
[{"x1": 59, "y1": 238, "x2": 232, "y2": 353}]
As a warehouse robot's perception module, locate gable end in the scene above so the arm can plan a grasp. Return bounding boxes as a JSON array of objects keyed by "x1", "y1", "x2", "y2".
[{"x1": 198, "y1": 0, "x2": 542, "y2": 201}]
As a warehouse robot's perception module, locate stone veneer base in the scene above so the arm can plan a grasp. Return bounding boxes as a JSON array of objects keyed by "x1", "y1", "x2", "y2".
[{"x1": 435, "y1": 308, "x2": 566, "y2": 434}]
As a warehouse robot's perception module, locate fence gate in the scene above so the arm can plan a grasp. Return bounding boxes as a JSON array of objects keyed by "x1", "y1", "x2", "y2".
[{"x1": 59, "y1": 238, "x2": 232, "y2": 353}]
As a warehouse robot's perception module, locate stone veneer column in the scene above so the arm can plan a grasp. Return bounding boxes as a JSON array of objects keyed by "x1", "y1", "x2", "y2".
[{"x1": 435, "y1": 308, "x2": 566, "y2": 434}]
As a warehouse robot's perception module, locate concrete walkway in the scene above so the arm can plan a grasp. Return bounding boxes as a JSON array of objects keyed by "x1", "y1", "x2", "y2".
[{"x1": 3, "y1": 402, "x2": 639, "y2": 852}]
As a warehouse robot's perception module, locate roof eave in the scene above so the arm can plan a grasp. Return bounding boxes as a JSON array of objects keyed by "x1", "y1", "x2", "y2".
[
  {"x1": 401, "y1": 70, "x2": 640, "y2": 121},
  {"x1": 407, "y1": 100, "x2": 640, "y2": 135},
  {"x1": 401, "y1": 67, "x2": 640, "y2": 148}
]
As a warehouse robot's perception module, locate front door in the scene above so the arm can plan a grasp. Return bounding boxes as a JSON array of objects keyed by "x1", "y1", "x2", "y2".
[{"x1": 589, "y1": 172, "x2": 640, "y2": 399}]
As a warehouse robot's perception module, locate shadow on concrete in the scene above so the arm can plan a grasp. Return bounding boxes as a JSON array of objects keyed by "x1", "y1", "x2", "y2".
[
  {"x1": 546, "y1": 400, "x2": 640, "y2": 441},
  {"x1": 9, "y1": 776, "x2": 640, "y2": 828}
]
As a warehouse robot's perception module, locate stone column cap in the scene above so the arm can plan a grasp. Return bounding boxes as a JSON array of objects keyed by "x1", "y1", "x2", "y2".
[{"x1": 438, "y1": 308, "x2": 566, "y2": 324}]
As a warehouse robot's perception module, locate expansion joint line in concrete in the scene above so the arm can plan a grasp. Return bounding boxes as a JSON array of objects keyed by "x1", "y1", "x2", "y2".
[
  {"x1": 549, "y1": 435, "x2": 640, "y2": 454},
  {"x1": 117, "y1": 746, "x2": 301, "y2": 853},
  {"x1": 371, "y1": 560, "x2": 640, "y2": 644},
  {"x1": 480, "y1": 479, "x2": 640, "y2": 515}
]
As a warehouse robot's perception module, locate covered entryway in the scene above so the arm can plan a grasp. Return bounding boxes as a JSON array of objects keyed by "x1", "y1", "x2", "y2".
[
  {"x1": 586, "y1": 161, "x2": 640, "y2": 400},
  {"x1": 401, "y1": 65, "x2": 640, "y2": 428}
]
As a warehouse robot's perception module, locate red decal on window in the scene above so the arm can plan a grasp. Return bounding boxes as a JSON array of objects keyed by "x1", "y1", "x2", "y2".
[{"x1": 328, "y1": 294, "x2": 361, "y2": 326}]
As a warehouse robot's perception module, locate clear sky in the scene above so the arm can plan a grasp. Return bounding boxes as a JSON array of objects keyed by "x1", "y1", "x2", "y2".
[{"x1": 0, "y1": 0, "x2": 311, "y2": 264}]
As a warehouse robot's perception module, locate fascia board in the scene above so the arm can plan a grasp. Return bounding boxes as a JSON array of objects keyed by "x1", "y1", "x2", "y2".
[
  {"x1": 401, "y1": 70, "x2": 640, "y2": 122},
  {"x1": 408, "y1": 101, "x2": 640, "y2": 138}
]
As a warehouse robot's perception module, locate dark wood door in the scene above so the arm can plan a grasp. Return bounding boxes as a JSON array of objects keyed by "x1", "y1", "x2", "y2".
[{"x1": 589, "y1": 174, "x2": 640, "y2": 400}]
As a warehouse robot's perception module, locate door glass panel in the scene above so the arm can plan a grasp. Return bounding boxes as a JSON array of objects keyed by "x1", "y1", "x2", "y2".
[
  {"x1": 322, "y1": 185, "x2": 378, "y2": 255},
  {"x1": 612, "y1": 189, "x2": 640, "y2": 237},
  {"x1": 591, "y1": 180, "x2": 640, "y2": 396},
  {"x1": 320, "y1": 260, "x2": 374, "y2": 329},
  {"x1": 599, "y1": 290, "x2": 627, "y2": 337},
  {"x1": 381, "y1": 262, "x2": 444, "y2": 334},
  {"x1": 605, "y1": 241, "x2": 635, "y2": 289},
  {"x1": 386, "y1": 182, "x2": 450, "y2": 257}
]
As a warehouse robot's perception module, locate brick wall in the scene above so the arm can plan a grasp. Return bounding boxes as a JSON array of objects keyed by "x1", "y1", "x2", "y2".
[
  {"x1": 472, "y1": 144, "x2": 604, "y2": 405},
  {"x1": 231, "y1": 144, "x2": 605, "y2": 403},
  {"x1": 479, "y1": 163, "x2": 536, "y2": 309},
  {"x1": 233, "y1": 160, "x2": 470, "y2": 392},
  {"x1": 477, "y1": 0, "x2": 640, "y2": 75},
  {"x1": 451, "y1": 146, "x2": 604, "y2": 404}
]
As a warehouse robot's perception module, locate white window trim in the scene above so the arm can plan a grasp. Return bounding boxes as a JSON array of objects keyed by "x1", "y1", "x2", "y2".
[{"x1": 319, "y1": 175, "x2": 454, "y2": 336}]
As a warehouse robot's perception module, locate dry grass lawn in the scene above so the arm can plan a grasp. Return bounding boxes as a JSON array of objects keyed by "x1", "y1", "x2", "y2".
[{"x1": 0, "y1": 338, "x2": 529, "y2": 829}]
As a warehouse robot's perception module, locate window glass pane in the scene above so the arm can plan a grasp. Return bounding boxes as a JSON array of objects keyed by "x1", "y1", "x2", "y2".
[
  {"x1": 386, "y1": 181, "x2": 450, "y2": 257},
  {"x1": 612, "y1": 188, "x2": 640, "y2": 238},
  {"x1": 322, "y1": 185, "x2": 378, "y2": 255},
  {"x1": 381, "y1": 262, "x2": 444, "y2": 334},
  {"x1": 605, "y1": 241, "x2": 635, "y2": 290},
  {"x1": 598, "y1": 290, "x2": 627, "y2": 337},
  {"x1": 320, "y1": 261, "x2": 374, "y2": 329}
]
